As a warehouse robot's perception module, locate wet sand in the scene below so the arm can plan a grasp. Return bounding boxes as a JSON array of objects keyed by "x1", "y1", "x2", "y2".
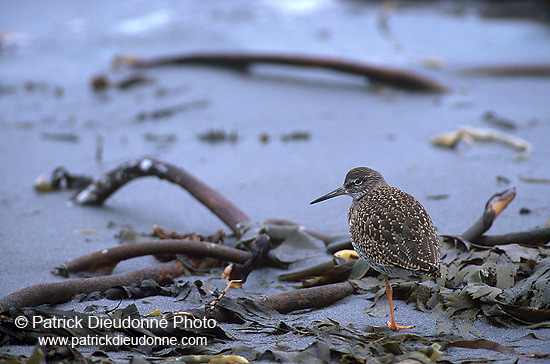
[{"x1": 1, "y1": 1, "x2": 549, "y2": 362}]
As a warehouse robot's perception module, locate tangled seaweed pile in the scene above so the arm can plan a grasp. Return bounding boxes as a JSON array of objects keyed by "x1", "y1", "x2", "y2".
[{"x1": 1, "y1": 158, "x2": 549, "y2": 363}]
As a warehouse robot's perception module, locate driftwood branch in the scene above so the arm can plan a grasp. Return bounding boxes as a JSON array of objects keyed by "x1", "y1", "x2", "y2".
[
  {"x1": 257, "y1": 281, "x2": 356, "y2": 314},
  {"x1": 116, "y1": 51, "x2": 449, "y2": 93},
  {"x1": 62, "y1": 239, "x2": 285, "y2": 275},
  {"x1": 0, "y1": 260, "x2": 185, "y2": 310},
  {"x1": 71, "y1": 157, "x2": 252, "y2": 235}
]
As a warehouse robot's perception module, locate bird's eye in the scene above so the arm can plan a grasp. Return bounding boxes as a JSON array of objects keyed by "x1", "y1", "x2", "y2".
[{"x1": 353, "y1": 178, "x2": 362, "y2": 186}]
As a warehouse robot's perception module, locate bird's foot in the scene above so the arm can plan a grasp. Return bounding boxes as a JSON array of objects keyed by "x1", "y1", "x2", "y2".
[{"x1": 386, "y1": 321, "x2": 414, "y2": 330}]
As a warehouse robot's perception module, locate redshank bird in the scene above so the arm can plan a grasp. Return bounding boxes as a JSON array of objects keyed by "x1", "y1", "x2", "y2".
[{"x1": 311, "y1": 167, "x2": 440, "y2": 330}]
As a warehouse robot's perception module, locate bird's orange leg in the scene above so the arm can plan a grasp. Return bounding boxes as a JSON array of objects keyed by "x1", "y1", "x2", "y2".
[{"x1": 384, "y1": 275, "x2": 414, "y2": 330}]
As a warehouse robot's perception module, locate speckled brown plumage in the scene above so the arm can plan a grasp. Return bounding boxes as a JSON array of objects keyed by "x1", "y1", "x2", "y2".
[
  {"x1": 348, "y1": 184, "x2": 440, "y2": 278},
  {"x1": 311, "y1": 167, "x2": 441, "y2": 330}
]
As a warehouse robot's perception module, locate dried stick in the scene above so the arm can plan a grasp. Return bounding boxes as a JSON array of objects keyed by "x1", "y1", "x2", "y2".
[
  {"x1": 62, "y1": 239, "x2": 285, "y2": 275},
  {"x1": 460, "y1": 187, "x2": 516, "y2": 243},
  {"x1": 278, "y1": 260, "x2": 337, "y2": 282},
  {"x1": 461, "y1": 64, "x2": 550, "y2": 77},
  {"x1": 0, "y1": 260, "x2": 185, "y2": 310},
  {"x1": 71, "y1": 157, "x2": 252, "y2": 235},
  {"x1": 257, "y1": 281, "x2": 356, "y2": 314},
  {"x1": 117, "y1": 51, "x2": 449, "y2": 93},
  {"x1": 473, "y1": 227, "x2": 550, "y2": 246}
]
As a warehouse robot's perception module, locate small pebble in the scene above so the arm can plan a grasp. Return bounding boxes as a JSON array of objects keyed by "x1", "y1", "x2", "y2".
[{"x1": 519, "y1": 207, "x2": 531, "y2": 215}]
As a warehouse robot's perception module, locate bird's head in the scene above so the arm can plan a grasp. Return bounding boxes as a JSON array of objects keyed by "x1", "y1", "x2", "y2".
[{"x1": 310, "y1": 167, "x2": 387, "y2": 204}]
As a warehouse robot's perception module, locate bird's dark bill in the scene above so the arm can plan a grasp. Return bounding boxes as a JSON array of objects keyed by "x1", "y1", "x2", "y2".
[{"x1": 310, "y1": 186, "x2": 346, "y2": 204}]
